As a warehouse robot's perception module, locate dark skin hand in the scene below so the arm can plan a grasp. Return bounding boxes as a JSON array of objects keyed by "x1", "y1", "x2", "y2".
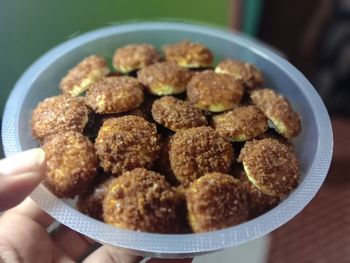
[{"x1": 0, "y1": 149, "x2": 192, "y2": 263}]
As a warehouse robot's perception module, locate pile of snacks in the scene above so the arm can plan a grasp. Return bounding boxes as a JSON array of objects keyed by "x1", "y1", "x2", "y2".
[{"x1": 31, "y1": 40, "x2": 301, "y2": 233}]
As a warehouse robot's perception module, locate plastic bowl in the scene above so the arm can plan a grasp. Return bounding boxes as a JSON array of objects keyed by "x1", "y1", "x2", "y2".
[{"x1": 2, "y1": 22, "x2": 333, "y2": 258}]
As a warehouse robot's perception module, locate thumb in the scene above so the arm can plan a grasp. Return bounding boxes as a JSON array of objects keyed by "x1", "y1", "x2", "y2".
[{"x1": 0, "y1": 148, "x2": 46, "y2": 212}]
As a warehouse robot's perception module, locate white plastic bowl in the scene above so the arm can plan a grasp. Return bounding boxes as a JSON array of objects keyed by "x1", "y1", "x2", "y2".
[{"x1": 2, "y1": 22, "x2": 333, "y2": 258}]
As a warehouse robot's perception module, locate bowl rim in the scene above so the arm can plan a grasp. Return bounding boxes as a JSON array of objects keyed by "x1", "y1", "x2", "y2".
[{"x1": 2, "y1": 22, "x2": 333, "y2": 258}]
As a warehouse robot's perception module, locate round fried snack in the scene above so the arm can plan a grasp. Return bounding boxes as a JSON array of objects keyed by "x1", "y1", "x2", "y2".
[
  {"x1": 238, "y1": 138, "x2": 300, "y2": 198},
  {"x1": 31, "y1": 95, "x2": 89, "y2": 143},
  {"x1": 77, "y1": 175, "x2": 113, "y2": 221},
  {"x1": 151, "y1": 96, "x2": 208, "y2": 131},
  {"x1": 162, "y1": 40, "x2": 213, "y2": 68},
  {"x1": 212, "y1": 106, "x2": 268, "y2": 142},
  {"x1": 215, "y1": 59, "x2": 264, "y2": 92},
  {"x1": 60, "y1": 55, "x2": 110, "y2": 97},
  {"x1": 113, "y1": 44, "x2": 160, "y2": 73},
  {"x1": 186, "y1": 172, "x2": 249, "y2": 233},
  {"x1": 95, "y1": 116, "x2": 160, "y2": 176},
  {"x1": 169, "y1": 126, "x2": 233, "y2": 186},
  {"x1": 103, "y1": 168, "x2": 185, "y2": 233},
  {"x1": 250, "y1": 88, "x2": 301, "y2": 139},
  {"x1": 137, "y1": 62, "x2": 193, "y2": 95},
  {"x1": 85, "y1": 76, "x2": 144, "y2": 114},
  {"x1": 42, "y1": 131, "x2": 98, "y2": 198},
  {"x1": 187, "y1": 70, "x2": 244, "y2": 112},
  {"x1": 255, "y1": 129, "x2": 294, "y2": 151},
  {"x1": 238, "y1": 171, "x2": 280, "y2": 218}
]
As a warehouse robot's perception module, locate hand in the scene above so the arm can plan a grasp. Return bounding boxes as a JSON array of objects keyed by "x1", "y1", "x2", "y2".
[{"x1": 0, "y1": 149, "x2": 192, "y2": 262}]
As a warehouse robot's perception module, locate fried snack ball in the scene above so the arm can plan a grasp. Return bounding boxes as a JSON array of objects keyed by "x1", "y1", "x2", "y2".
[
  {"x1": 238, "y1": 138, "x2": 300, "y2": 198},
  {"x1": 169, "y1": 126, "x2": 233, "y2": 186},
  {"x1": 215, "y1": 59, "x2": 264, "y2": 92},
  {"x1": 250, "y1": 88, "x2": 301, "y2": 139},
  {"x1": 77, "y1": 175, "x2": 113, "y2": 221},
  {"x1": 151, "y1": 96, "x2": 208, "y2": 131},
  {"x1": 187, "y1": 70, "x2": 244, "y2": 112},
  {"x1": 42, "y1": 131, "x2": 98, "y2": 198},
  {"x1": 163, "y1": 40, "x2": 213, "y2": 68},
  {"x1": 85, "y1": 76, "x2": 144, "y2": 114},
  {"x1": 60, "y1": 55, "x2": 110, "y2": 97},
  {"x1": 95, "y1": 116, "x2": 160, "y2": 176},
  {"x1": 113, "y1": 44, "x2": 160, "y2": 74},
  {"x1": 186, "y1": 172, "x2": 249, "y2": 233},
  {"x1": 32, "y1": 95, "x2": 89, "y2": 143},
  {"x1": 103, "y1": 168, "x2": 185, "y2": 233},
  {"x1": 137, "y1": 61, "x2": 193, "y2": 95},
  {"x1": 238, "y1": 171, "x2": 280, "y2": 218},
  {"x1": 212, "y1": 106, "x2": 268, "y2": 142}
]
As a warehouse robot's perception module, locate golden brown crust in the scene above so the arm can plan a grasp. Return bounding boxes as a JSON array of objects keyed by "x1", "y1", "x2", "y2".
[
  {"x1": 187, "y1": 70, "x2": 244, "y2": 112},
  {"x1": 42, "y1": 131, "x2": 98, "y2": 198},
  {"x1": 250, "y1": 88, "x2": 301, "y2": 139},
  {"x1": 31, "y1": 95, "x2": 89, "y2": 143},
  {"x1": 113, "y1": 44, "x2": 160, "y2": 73},
  {"x1": 103, "y1": 168, "x2": 186, "y2": 233},
  {"x1": 77, "y1": 175, "x2": 113, "y2": 221},
  {"x1": 163, "y1": 40, "x2": 213, "y2": 68},
  {"x1": 255, "y1": 129, "x2": 294, "y2": 151},
  {"x1": 169, "y1": 126, "x2": 233, "y2": 186},
  {"x1": 137, "y1": 62, "x2": 193, "y2": 95},
  {"x1": 60, "y1": 55, "x2": 110, "y2": 96},
  {"x1": 238, "y1": 171, "x2": 280, "y2": 218},
  {"x1": 151, "y1": 96, "x2": 208, "y2": 131},
  {"x1": 212, "y1": 106, "x2": 268, "y2": 141},
  {"x1": 95, "y1": 116, "x2": 160, "y2": 176},
  {"x1": 215, "y1": 59, "x2": 264, "y2": 92},
  {"x1": 85, "y1": 76, "x2": 144, "y2": 114},
  {"x1": 186, "y1": 172, "x2": 249, "y2": 233},
  {"x1": 238, "y1": 138, "x2": 300, "y2": 197}
]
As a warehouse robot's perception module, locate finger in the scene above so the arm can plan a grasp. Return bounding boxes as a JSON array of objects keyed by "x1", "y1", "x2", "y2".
[
  {"x1": 83, "y1": 245, "x2": 143, "y2": 263},
  {"x1": 50, "y1": 224, "x2": 96, "y2": 261},
  {"x1": 148, "y1": 258, "x2": 193, "y2": 263},
  {"x1": 0, "y1": 148, "x2": 46, "y2": 211},
  {"x1": 0, "y1": 148, "x2": 46, "y2": 176},
  {"x1": 4, "y1": 197, "x2": 53, "y2": 228}
]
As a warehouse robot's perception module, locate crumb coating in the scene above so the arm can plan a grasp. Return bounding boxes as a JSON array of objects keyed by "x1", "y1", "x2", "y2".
[
  {"x1": 31, "y1": 95, "x2": 89, "y2": 143},
  {"x1": 215, "y1": 59, "x2": 263, "y2": 92},
  {"x1": 187, "y1": 70, "x2": 244, "y2": 112},
  {"x1": 152, "y1": 96, "x2": 208, "y2": 131},
  {"x1": 186, "y1": 172, "x2": 249, "y2": 232},
  {"x1": 251, "y1": 88, "x2": 301, "y2": 139},
  {"x1": 137, "y1": 62, "x2": 193, "y2": 95},
  {"x1": 86, "y1": 76, "x2": 144, "y2": 114},
  {"x1": 113, "y1": 44, "x2": 160, "y2": 73},
  {"x1": 42, "y1": 131, "x2": 98, "y2": 198},
  {"x1": 95, "y1": 116, "x2": 160, "y2": 176},
  {"x1": 103, "y1": 168, "x2": 185, "y2": 233},
  {"x1": 238, "y1": 138, "x2": 299, "y2": 197},
  {"x1": 169, "y1": 126, "x2": 233, "y2": 186},
  {"x1": 60, "y1": 55, "x2": 110, "y2": 96},
  {"x1": 163, "y1": 40, "x2": 213, "y2": 68},
  {"x1": 212, "y1": 106, "x2": 268, "y2": 141}
]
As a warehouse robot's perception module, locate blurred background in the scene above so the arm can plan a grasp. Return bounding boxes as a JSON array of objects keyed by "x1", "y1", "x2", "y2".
[{"x1": 1, "y1": 0, "x2": 349, "y2": 262}]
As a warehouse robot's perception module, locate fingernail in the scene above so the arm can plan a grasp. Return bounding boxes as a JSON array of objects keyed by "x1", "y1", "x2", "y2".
[{"x1": 0, "y1": 148, "x2": 46, "y2": 176}]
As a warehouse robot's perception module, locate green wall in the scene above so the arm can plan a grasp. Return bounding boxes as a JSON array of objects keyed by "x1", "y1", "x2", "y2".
[{"x1": 0, "y1": 0, "x2": 230, "y2": 115}]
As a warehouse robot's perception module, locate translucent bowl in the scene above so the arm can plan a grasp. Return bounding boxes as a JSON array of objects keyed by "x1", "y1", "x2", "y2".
[{"x1": 2, "y1": 22, "x2": 333, "y2": 258}]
